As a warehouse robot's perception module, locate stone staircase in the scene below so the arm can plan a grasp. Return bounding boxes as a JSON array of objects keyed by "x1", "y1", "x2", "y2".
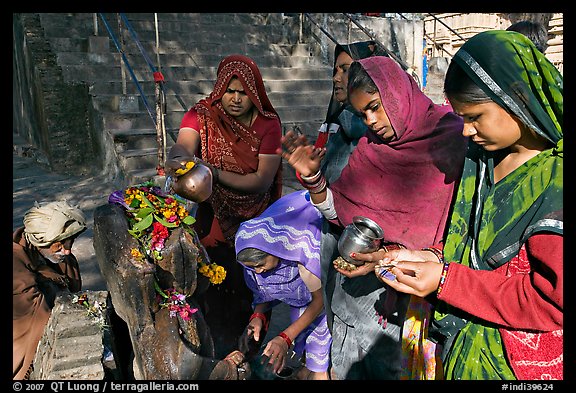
[{"x1": 37, "y1": 13, "x2": 333, "y2": 187}]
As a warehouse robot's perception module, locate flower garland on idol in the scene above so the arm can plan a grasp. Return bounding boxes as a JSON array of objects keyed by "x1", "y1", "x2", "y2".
[{"x1": 108, "y1": 181, "x2": 226, "y2": 321}]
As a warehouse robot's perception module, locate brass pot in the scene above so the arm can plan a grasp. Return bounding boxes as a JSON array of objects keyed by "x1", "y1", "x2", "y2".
[{"x1": 170, "y1": 163, "x2": 213, "y2": 203}]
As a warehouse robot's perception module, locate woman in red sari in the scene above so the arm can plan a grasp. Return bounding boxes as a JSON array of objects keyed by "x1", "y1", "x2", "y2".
[{"x1": 167, "y1": 54, "x2": 282, "y2": 359}]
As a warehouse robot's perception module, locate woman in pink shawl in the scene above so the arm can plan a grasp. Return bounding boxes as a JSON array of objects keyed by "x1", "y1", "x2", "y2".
[{"x1": 279, "y1": 56, "x2": 467, "y2": 379}]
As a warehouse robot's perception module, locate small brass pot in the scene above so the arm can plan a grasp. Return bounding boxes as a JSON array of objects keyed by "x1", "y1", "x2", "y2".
[{"x1": 338, "y1": 216, "x2": 384, "y2": 265}]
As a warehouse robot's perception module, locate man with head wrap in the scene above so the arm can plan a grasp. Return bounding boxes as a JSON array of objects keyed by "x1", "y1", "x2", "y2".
[{"x1": 13, "y1": 200, "x2": 87, "y2": 380}]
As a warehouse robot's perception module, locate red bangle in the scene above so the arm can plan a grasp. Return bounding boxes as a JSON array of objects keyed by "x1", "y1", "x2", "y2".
[
  {"x1": 278, "y1": 332, "x2": 292, "y2": 348},
  {"x1": 249, "y1": 312, "x2": 268, "y2": 327},
  {"x1": 422, "y1": 247, "x2": 444, "y2": 263}
]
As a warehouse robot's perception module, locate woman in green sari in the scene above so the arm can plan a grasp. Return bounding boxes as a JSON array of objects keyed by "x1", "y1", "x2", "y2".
[{"x1": 351, "y1": 30, "x2": 563, "y2": 380}]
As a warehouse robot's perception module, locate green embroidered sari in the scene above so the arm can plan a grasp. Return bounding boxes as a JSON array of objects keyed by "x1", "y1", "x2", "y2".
[{"x1": 429, "y1": 31, "x2": 563, "y2": 380}]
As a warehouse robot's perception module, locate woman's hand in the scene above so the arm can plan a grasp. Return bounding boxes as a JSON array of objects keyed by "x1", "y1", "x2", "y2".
[
  {"x1": 333, "y1": 247, "x2": 412, "y2": 278},
  {"x1": 349, "y1": 247, "x2": 444, "y2": 294},
  {"x1": 165, "y1": 144, "x2": 195, "y2": 177},
  {"x1": 333, "y1": 260, "x2": 377, "y2": 278},
  {"x1": 376, "y1": 260, "x2": 446, "y2": 297},
  {"x1": 247, "y1": 317, "x2": 264, "y2": 343},
  {"x1": 278, "y1": 130, "x2": 325, "y2": 177},
  {"x1": 351, "y1": 247, "x2": 432, "y2": 265},
  {"x1": 261, "y1": 336, "x2": 290, "y2": 374}
]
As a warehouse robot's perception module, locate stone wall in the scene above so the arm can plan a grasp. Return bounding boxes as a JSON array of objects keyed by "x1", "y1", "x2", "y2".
[
  {"x1": 13, "y1": 13, "x2": 102, "y2": 175},
  {"x1": 302, "y1": 13, "x2": 424, "y2": 88},
  {"x1": 421, "y1": 12, "x2": 564, "y2": 104},
  {"x1": 423, "y1": 13, "x2": 563, "y2": 74}
]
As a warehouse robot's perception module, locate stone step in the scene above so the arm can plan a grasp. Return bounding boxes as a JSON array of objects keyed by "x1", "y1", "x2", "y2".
[
  {"x1": 99, "y1": 106, "x2": 326, "y2": 133},
  {"x1": 39, "y1": 12, "x2": 282, "y2": 24},
  {"x1": 62, "y1": 64, "x2": 331, "y2": 84},
  {"x1": 40, "y1": 13, "x2": 294, "y2": 42},
  {"x1": 56, "y1": 51, "x2": 327, "y2": 68},
  {"x1": 91, "y1": 90, "x2": 333, "y2": 113},
  {"x1": 87, "y1": 78, "x2": 332, "y2": 96},
  {"x1": 113, "y1": 116, "x2": 324, "y2": 172},
  {"x1": 110, "y1": 128, "x2": 176, "y2": 151},
  {"x1": 108, "y1": 116, "x2": 325, "y2": 154},
  {"x1": 108, "y1": 119, "x2": 322, "y2": 141},
  {"x1": 113, "y1": 116, "x2": 323, "y2": 174},
  {"x1": 91, "y1": 97, "x2": 330, "y2": 124},
  {"x1": 49, "y1": 35, "x2": 317, "y2": 57}
]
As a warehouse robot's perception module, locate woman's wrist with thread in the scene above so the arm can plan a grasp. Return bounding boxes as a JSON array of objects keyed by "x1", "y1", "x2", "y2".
[{"x1": 311, "y1": 187, "x2": 337, "y2": 220}]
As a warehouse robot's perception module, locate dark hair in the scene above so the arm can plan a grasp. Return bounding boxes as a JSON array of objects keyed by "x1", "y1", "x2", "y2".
[
  {"x1": 347, "y1": 61, "x2": 378, "y2": 96},
  {"x1": 237, "y1": 247, "x2": 269, "y2": 263},
  {"x1": 506, "y1": 20, "x2": 548, "y2": 53},
  {"x1": 443, "y1": 59, "x2": 492, "y2": 104}
]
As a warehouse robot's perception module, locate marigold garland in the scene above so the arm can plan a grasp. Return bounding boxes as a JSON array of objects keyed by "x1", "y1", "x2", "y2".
[{"x1": 108, "y1": 181, "x2": 227, "y2": 318}]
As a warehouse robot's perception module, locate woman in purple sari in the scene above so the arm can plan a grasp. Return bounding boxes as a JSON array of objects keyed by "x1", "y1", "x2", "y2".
[{"x1": 235, "y1": 190, "x2": 331, "y2": 380}]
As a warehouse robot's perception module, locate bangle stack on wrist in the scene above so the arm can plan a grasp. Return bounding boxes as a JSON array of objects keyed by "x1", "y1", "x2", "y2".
[
  {"x1": 300, "y1": 170, "x2": 327, "y2": 194},
  {"x1": 422, "y1": 247, "x2": 444, "y2": 263}
]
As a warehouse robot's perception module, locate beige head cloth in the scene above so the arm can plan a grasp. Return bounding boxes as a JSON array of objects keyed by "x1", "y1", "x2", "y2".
[{"x1": 23, "y1": 200, "x2": 87, "y2": 248}]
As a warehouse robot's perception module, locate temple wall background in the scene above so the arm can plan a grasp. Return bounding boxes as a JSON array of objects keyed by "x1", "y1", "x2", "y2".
[{"x1": 424, "y1": 13, "x2": 563, "y2": 74}]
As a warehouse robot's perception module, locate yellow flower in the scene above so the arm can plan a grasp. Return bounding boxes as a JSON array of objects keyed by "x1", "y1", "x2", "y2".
[
  {"x1": 175, "y1": 161, "x2": 195, "y2": 176},
  {"x1": 209, "y1": 263, "x2": 226, "y2": 285},
  {"x1": 197, "y1": 262, "x2": 226, "y2": 285},
  {"x1": 131, "y1": 248, "x2": 144, "y2": 260}
]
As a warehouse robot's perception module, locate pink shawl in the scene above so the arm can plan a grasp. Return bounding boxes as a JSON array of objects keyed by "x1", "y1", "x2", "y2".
[{"x1": 330, "y1": 56, "x2": 467, "y2": 249}]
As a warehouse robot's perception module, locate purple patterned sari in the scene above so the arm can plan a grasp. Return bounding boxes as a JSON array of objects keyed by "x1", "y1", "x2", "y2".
[{"x1": 235, "y1": 190, "x2": 331, "y2": 372}]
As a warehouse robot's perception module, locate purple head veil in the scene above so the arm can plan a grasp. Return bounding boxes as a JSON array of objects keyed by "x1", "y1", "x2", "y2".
[{"x1": 235, "y1": 190, "x2": 322, "y2": 278}]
